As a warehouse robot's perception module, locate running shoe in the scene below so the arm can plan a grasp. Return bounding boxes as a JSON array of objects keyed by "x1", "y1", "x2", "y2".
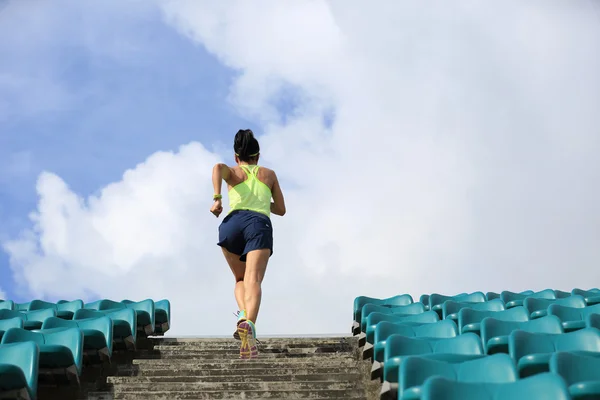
[
  {"x1": 237, "y1": 319, "x2": 259, "y2": 359},
  {"x1": 232, "y1": 310, "x2": 246, "y2": 340}
]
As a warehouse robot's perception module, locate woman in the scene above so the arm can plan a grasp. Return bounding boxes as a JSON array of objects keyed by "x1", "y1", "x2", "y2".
[{"x1": 210, "y1": 129, "x2": 286, "y2": 359}]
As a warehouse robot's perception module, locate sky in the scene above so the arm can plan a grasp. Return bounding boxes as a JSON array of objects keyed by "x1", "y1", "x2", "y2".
[{"x1": 1, "y1": 0, "x2": 600, "y2": 337}]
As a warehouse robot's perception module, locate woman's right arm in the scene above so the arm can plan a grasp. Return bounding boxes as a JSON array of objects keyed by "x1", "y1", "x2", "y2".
[{"x1": 270, "y1": 171, "x2": 286, "y2": 216}]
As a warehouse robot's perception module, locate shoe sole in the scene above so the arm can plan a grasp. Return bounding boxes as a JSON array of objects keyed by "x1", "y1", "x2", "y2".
[{"x1": 237, "y1": 321, "x2": 258, "y2": 359}]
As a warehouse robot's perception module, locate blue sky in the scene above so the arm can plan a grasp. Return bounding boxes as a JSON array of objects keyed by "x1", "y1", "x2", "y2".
[
  {"x1": 0, "y1": 1, "x2": 258, "y2": 301},
  {"x1": 1, "y1": 1, "x2": 599, "y2": 335}
]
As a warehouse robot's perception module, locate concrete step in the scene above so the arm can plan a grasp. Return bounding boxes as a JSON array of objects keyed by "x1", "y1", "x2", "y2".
[
  {"x1": 103, "y1": 380, "x2": 362, "y2": 391},
  {"x1": 130, "y1": 358, "x2": 363, "y2": 369},
  {"x1": 116, "y1": 366, "x2": 363, "y2": 377},
  {"x1": 88, "y1": 388, "x2": 367, "y2": 399},
  {"x1": 152, "y1": 337, "x2": 356, "y2": 346},
  {"x1": 108, "y1": 372, "x2": 363, "y2": 384},
  {"x1": 133, "y1": 350, "x2": 357, "y2": 360}
]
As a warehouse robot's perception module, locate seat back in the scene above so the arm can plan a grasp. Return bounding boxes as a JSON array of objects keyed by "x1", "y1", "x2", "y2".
[
  {"x1": 0, "y1": 300, "x2": 14, "y2": 311},
  {"x1": 353, "y1": 294, "x2": 413, "y2": 322},
  {"x1": 429, "y1": 292, "x2": 483, "y2": 310},
  {"x1": 0, "y1": 317, "x2": 24, "y2": 332},
  {"x1": 510, "y1": 328, "x2": 600, "y2": 362},
  {"x1": 42, "y1": 327, "x2": 85, "y2": 375},
  {"x1": 480, "y1": 316, "x2": 563, "y2": 353},
  {"x1": 0, "y1": 341, "x2": 40, "y2": 398},
  {"x1": 361, "y1": 302, "x2": 425, "y2": 330},
  {"x1": 459, "y1": 307, "x2": 529, "y2": 332}
]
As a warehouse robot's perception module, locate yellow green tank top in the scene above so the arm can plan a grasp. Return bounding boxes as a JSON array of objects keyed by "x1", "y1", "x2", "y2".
[{"x1": 228, "y1": 164, "x2": 272, "y2": 217}]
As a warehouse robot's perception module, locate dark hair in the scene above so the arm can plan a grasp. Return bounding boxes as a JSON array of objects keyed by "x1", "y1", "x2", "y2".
[{"x1": 234, "y1": 129, "x2": 260, "y2": 162}]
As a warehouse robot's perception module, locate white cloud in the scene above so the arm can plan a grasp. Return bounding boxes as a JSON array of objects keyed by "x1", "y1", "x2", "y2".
[
  {"x1": 0, "y1": 287, "x2": 6, "y2": 300},
  {"x1": 4, "y1": 0, "x2": 600, "y2": 335}
]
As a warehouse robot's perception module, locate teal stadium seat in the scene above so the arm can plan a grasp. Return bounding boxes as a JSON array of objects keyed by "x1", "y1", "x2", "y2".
[
  {"x1": 14, "y1": 302, "x2": 30, "y2": 312},
  {"x1": 548, "y1": 303, "x2": 600, "y2": 332},
  {"x1": 480, "y1": 315, "x2": 564, "y2": 354},
  {"x1": 487, "y1": 290, "x2": 532, "y2": 302},
  {"x1": 549, "y1": 351, "x2": 600, "y2": 400},
  {"x1": 0, "y1": 301, "x2": 14, "y2": 311},
  {"x1": 363, "y1": 311, "x2": 439, "y2": 347},
  {"x1": 587, "y1": 313, "x2": 600, "y2": 330},
  {"x1": 0, "y1": 342, "x2": 39, "y2": 400},
  {"x1": 1, "y1": 327, "x2": 84, "y2": 382},
  {"x1": 419, "y1": 295, "x2": 430, "y2": 311},
  {"x1": 123, "y1": 299, "x2": 170, "y2": 334},
  {"x1": 428, "y1": 292, "x2": 484, "y2": 318},
  {"x1": 385, "y1": 353, "x2": 518, "y2": 400},
  {"x1": 0, "y1": 318, "x2": 24, "y2": 342},
  {"x1": 572, "y1": 289, "x2": 600, "y2": 306},
  {"x1": 442, "y1": 299, "x2": 505, "y2": 321},
  {"x1": 42, "y1": 316, "x2": 114, "y2": 360},
  {"x1": 509, "y1": 328, "x2": 600, "y2": 378},
  {"x1": 375, "y1": 333, "x2": 484, "y2": 383},
  {"x1": 523, "y1": 295, "x2": 586, "y2": 319},
  {"x1": 98, "y1": 299, "x2": 155, "y2": 336},
  {"x1": 29, "y1": 300, "x2": 83, "y2": 320},
  {"x1": 500, "y1": 289, "x2": 555, "y2": 309},
  {"x1": 367, "y1": 319, "x2": 458, "y2": 362},
  {"x1": 0, "y1": 309, "x2": 56, "y2": 330},
  {"x1": 419, "y1": 372, "x2": 571, "y2": 400},
  {"x1": 353, "y1": 295, "x2": 413, "y2": 334},
  {"x1": 75, "y1": 308, "x2": 137, "y2": 350},
  {"x1": 360, "y1": 303, "x2": 426, "y2": 333},
  {"x1": 458, "y1": 306, "x2": 529, "y2": 335},
  {"x1": 554, "y1": 290, "x2": 573, "y2": 299}
]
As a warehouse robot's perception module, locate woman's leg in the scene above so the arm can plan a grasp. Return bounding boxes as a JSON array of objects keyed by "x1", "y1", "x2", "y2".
[
  {"x1": 221, "y1": 247, "x2": 246, "y2": 311},
  {"x1": 243, "y1": 248, "x2": 271, "y2": 324}
]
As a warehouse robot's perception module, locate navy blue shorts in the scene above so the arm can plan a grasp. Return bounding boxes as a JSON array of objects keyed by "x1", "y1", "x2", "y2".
[{"x1": 217, "y1": 210, "x2": 273, "y2": 262}]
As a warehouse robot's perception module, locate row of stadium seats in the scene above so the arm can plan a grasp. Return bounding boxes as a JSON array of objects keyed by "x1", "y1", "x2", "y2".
[
  {"x1": 353, "y1": 288, "x2": 600, "y2": 400},
  {"x1": 0, "y1": 298, "x2": 170, "y2": 400}
]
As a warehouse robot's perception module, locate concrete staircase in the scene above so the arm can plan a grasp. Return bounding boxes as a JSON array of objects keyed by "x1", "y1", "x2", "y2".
[{"x1": 42, "y1": 336, "x2": 378, "y2": 399}]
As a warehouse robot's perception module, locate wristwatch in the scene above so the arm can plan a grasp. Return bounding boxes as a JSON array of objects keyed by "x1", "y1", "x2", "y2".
[{"x1": 213, "y1": 194, "x2": 222, "y2": 200}]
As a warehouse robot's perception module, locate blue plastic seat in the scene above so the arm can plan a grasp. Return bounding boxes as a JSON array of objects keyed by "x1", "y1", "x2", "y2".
[
  {"x1": 0, "y1": 309, "x2": 57, "y2": 330},
  {"x1": 0, "y1": 301, "x2": 14, "y2": 311},
  {"x1": 572, "y1": 289, "x2": 600, "y2": 306},
  {"x1": 42, "y1": 316, "x2": 113, "y2": 360},
  {"x1": 458, "y1": 306, "x2": 529, "y2": 335},
  {"x1": 75, "y1": 308, "x2": 137, "y2": 350},
  {"x1": 0, "y1": 317, "x2": 24, "y2": 343},
  {"x1": 1, "y1": 326, "x2": 84, "y2": 382},
  {"x1": 360, "y1": 302, "x2": 426, "y2": 334},
  {"x1": 428, "y1": 292, "x2": 484, "y2": 318},
  {"x1": 368, "y1": 320, "x2": 458, "y2": 362},
  {"x1": 500, "y1": 289, "x2": 556, "y2": 309},
  {"x1": 419, "y1": 372, "x2": 571, "y2": 400},
  {"x1": 353, "y1": 294, "x2": 413, "y2": 334},
  {"x1": 419, "y1": 295, "x2": 430, "y2": 311},
  {"x1": 554, "y1": 290, "x2": 572, "y2": 299},
  {"x1": 0, "y1": 341, "x2": 39, "y2": 400},
  {"x1": 29, "y1": 300, "x2": 83, "y2": 320},
  {"x1": 363, "y1": 311, "x2": 439, "y2": 346},
  {"x1": 587, "y1": 313, "x2": 600, "y2": 330},
  {"x1": 442, "y1": 299, "x2": 505, "y2": 321},
  {"x1": 391, "y1": 353, "x2": 518, "y2": 400},
  {"x1": 480, "y1": 315, "x2": 564, "y2": 354},
  {"x1": 98, "y1": 299, "x2": 155, "y2": 336},
  {"x1": 377, "y1": 333, "x2": 484, "y2": 383},
  {"x1": 13, "y1": 302, "x2": 30, "y2": 312},
  {"x1": 523, "y1": 295, "x2": 586, "y2": 319},
  {"x1": 548, "y1": 303, "x2": 600, "y2": 332},
  {"x1": 550, "y1": 351, "x2": 600, "y2": 400},
  {"x1": 153, "y1": 299, "x2": 170, "y2": 334},
  {"x1": 509, "y1": 328, "x2": 600, "y2": 378}
]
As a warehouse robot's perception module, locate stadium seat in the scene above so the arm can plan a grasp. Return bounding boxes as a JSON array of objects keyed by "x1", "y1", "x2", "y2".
[
  {"x1": 572, "y1": 289, "x2": 600, "y2": 306},
  {"x1": 419, "y1": 295, "x2": 430, "y2": 311},
  {"x1": 509, "y1": 328, "x2": 600, "y2": 378},
  {"x1": 353, "y1": 295, "x2": 414, "y2": 334},
  {"x1": 83, "y1": 300, "x2": 103, "y2": 310},
  {"x1": 98, "y1": 299, "x2": 155, "y2": 335},
  {"x1": 367, "y1": 320, "x2": 458, "y2": 362},
  {"x1": 428, "y1": 292, "x2": 484, "y2": 318},
  {"x1": 385, "y1": 353, "x2": 517, "y2": 400},
  {"x1": 419, "y1": 372, "x2": 571, "y2": 400},
  {"x1": 480, "y1": 315, "x2": 564, "y2": 354},
  {"x1": 29, "y1": 300, "x2": 83, "y2": 320},
  {"x1": 500, "y1": 289, "x2": 556, "y2": 309},
  {"x1": 374, "y1": 333, "x2": 484, "y2": 383},
  {"x1": 442, "y1": 299, "x2": 505, "y2": 321},
  {"x1": 75, "y1": 308, "x2": 137, "y2": 350},
  {"x1": 153, "y1": 299, "x2": 171, "y2": 334},
  {"x1": 587, "y1": 313, "x2": 600, "y2": 330},
  {"x1": 0, "y1": 301, "x2": 14, "y2": 311},
  {"x1": 0, "y1": 309, "x2": 57, "y2": 330},
  {"x1": 0, "y1": 317, "x2": 24, "y2": 342},
  {"x1": 549, "y1": 351, "x2": 600, "y2": 400},
  {"x1": 553, "y1": 290, "x2": 572, "y2": 299},
  {"x1": 14, "y1": 302, "x2": 30, "y2": 312},
  {"x1": 458, "y1": 306, "x2": 529, "y2": 335},
  {"x1": 523, "y1": 295, "x2": 586, "y2": 319},
  {"x1": 548, "y1": 303, "x2": 600, "y2": 332},
  {"x1": 42, "y1": 316, "x2": 114, "y2": 360},
  {"x1": 362, "y1": 311, "x2": 440, "y2": 347},
  {"x1": 360, "y1": 303, "x2": 426, "y2": 333},
  {"x1": 1, "y1": 327, "x2": 84, "y2": 382},
  {"x1": 0, "y1": 341, "x2": 39, "y2": 400}
]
